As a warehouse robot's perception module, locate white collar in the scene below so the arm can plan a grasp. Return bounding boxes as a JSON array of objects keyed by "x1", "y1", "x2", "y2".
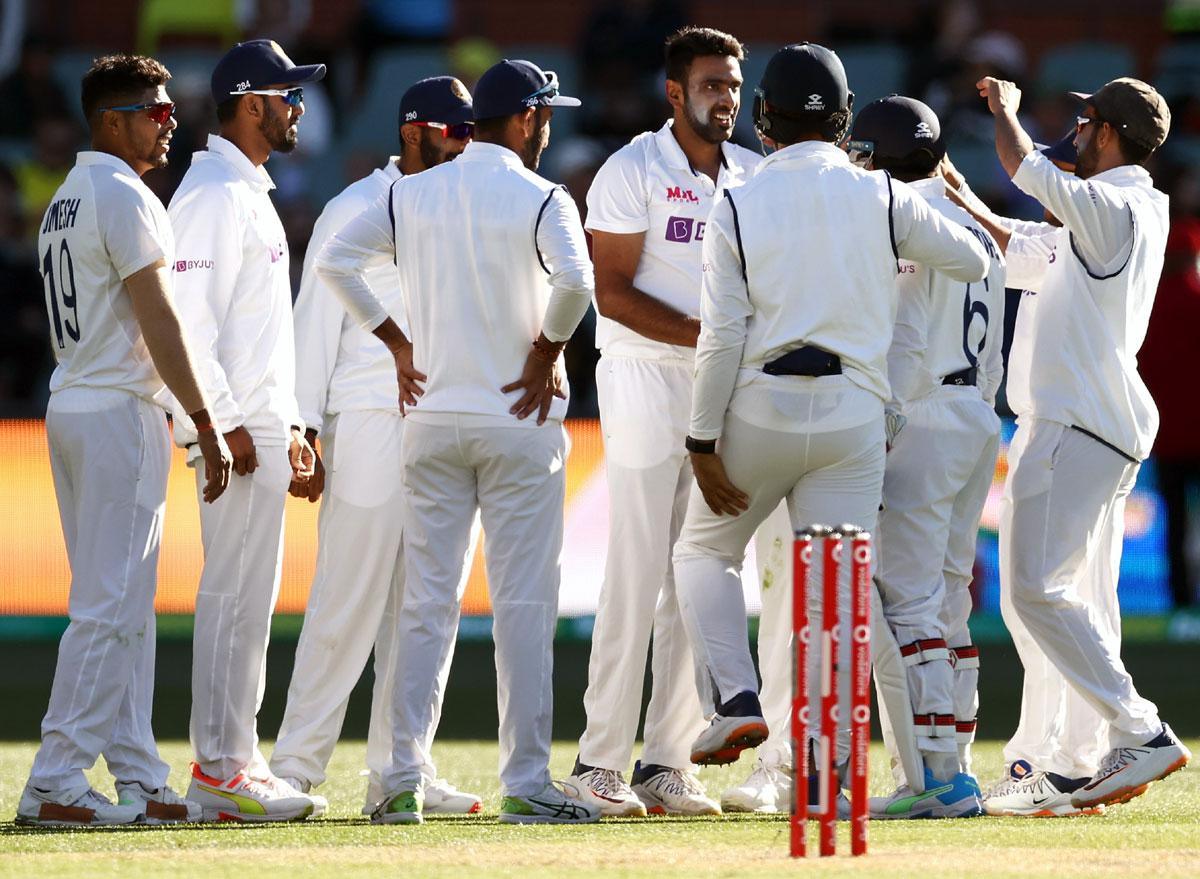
[
  {"x1": 201, "y1": 134, "x2": 275, "y2": 191},
  {"x1": 75, "y1": 150, "x2": 141, "y2": 179}
]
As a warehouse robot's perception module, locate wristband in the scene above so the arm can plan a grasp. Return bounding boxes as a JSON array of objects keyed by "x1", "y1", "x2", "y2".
[
  {"x1": 531, "y1": 335, "x2": 565, "y2": 364},
  {"x1": 685, "y1": 436, "x2": 717, "y2": 454},
  {"x1": 189, "y1": 410, "x2": 214, "y2": 433}
]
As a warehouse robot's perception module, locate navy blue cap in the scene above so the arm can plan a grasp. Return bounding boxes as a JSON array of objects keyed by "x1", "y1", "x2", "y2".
[
  {"x1": 211, "y1": 39, "x2": 326, "y2": 104},
  {"x1": 400, "y1": 76, "x2": 473, "y2": 128},
  {"x1": 1038, "y1": 128, "x2": 1078, "y2": 169},
  {"x1": 472, "y1": 59, "x2": 580, "y2": 121}
]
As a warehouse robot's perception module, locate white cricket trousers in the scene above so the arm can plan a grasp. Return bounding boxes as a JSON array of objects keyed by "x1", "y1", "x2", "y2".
[
  {"x1": 578, "y1": 355, "x2": 706, "y2": 771},
  {"x1": 876, "y1": 389, "x2": 999, "y2": 778},
  {"x1": 190, "y1": 441, "x2": 291, "y2": 780},
  {"x1": 1000, "y1": 418, "x2": 1160, "y2": 766},
  {"x1": 31, "y1": 388, "x2": 171, "y2": 791},
  {"x1": 386, "y1": 416, "x2": 567, "y2": 798},
  {"x1": 749, "y1": 503, "x2": 796, "y2": 769},
  {"x1": 271, "y1": 410, "x2": 476, "y2": 810},
  {"x1": 674, "y1": 391, "x2": 885, "y2": 763}
]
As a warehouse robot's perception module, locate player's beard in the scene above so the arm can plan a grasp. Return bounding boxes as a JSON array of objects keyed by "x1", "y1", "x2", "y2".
[
  {"x1": 261, "y1": 99, "x2": 299, "y2": 153},
  {"x1": 520, "y1": 108, "x2": 551, "y2": 171},
  {"x1": 683, "y1": 91, "x2": 736, "y2": 145},
  {"x1": 417, "y1": 129, "x2": 466, "y2": 168},
  {"x1": 1074, "y1": 130, "x2": 1102, "y2": 179}
]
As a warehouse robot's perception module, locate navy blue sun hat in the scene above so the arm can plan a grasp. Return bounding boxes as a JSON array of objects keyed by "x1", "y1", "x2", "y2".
[
  {"x1": 211, "y1": 39, "x2": 326, "y2": 104},
  {"x1": 472, "y1": 59, "x2": 580, "y2": 121},
  {"x1": 400, "y1": 76, "x2": 474, "y2": 127}
]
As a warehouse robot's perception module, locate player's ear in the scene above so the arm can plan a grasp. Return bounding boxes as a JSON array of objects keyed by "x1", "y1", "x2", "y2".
[
  {"x1": 400, "y1": 123, "x2": 420, "y2": 149},
  {"x1": 665, "y1": 77, "x2": 684, "y2": 111}
]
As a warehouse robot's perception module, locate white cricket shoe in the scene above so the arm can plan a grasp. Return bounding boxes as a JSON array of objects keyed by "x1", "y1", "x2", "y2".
[
  {"x1": 567, "y1": 761, "x2": 647, "y2": 817},
  {"x1": 187, "y1": 764, "x2": 317, "y2": 822},
  {"x1": 689, "y1": 691, "x2": 769, "y2": 766},
  {"x1": 115, "y1": 781, "x2": 202, "y2": 823},
  {"x1": 425, "y1": 778, "x2": 484, "y2": 815},
  {"x1": 1071, "y1": 723, "x2": 1191, "y2": 809},
  {"x1": 984, "y1": 770, "x2": 1102, "y2": 817},
  {"x1": 499, "y1": 780, "x2": 601, "y2": 824},
  {"x1": 981, "y1": 759, "x2": 1034, "y2": 800},
  {"x1": 721, "y1": 759, "x2": 792, "y2": 813},
  {"x1": 631, "y1": 762, "x2": 720, "y2": 816},
  {"x1": 16, "y1": 783, "x2": 143, "y2": 827},
  {"x1": 277, "y1": 775, "x2": 328, "y2": 818}
]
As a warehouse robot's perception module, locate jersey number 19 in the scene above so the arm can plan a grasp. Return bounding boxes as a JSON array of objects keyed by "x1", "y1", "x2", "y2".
[{"x1": 42, "y1": 240, "x2": 80, "y2": 349}]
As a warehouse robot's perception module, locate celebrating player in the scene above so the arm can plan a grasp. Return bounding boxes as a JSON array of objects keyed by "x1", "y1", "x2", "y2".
[
  {"x1": 672, "y1": 43, "x2": 988, "y2": 805},
  {"x1": 970, "y1": 75, "x2": 1190, "y2": 811},
  {"x1": 269, "y1": 75, "x2": 483, "y2": 819},
  {"x1": 846, "y1": 96, "x2": 1005, "y2": 819},
  {"x1": 169, "y1": 39, "x2": 324, "y2": 821},
  {"x1": 17, "y1": 54, "x2": 230, "y2": 827},
  {"x1": 316, "y1": 59, "x2": 598, "y2": 824},
  {"x1": 566, "y1": 25, "x2": 760, "y2": 818}
]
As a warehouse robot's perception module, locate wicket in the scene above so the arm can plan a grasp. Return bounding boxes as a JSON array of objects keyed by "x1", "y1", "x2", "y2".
[{"x1": 790, "y1": 524, "x2": 872, "y2": 858}]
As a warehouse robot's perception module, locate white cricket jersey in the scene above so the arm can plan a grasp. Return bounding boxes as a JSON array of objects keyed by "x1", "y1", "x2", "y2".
[
  {"x1": 889, "y1": 176, "x2": 1007, "y2": 408},
  {"x1": 38, "y1": 151, "x2": 174, "y2": 402},
  {"x1": 690, "y1": 141, "x2": 989, "y2": 441},
  {"x1": 294, "y1": 160, "x2": 405, "y2": 435},
  {"x1": 316, "y1": 140, "x2": 594, "y2": 425},
  {"x1": 168, "y1": 134, "x2": 302, "y2": 447},
  {"x1": 1006, "y1": 151, "x2": 1168, "y2": 461},
  {"x1": 585, "y1": 121, "x2": 760, "y2": 361}
]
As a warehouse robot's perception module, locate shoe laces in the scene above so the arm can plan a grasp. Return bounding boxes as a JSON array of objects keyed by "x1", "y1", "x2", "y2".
[
  {"x1": 1096, "y1": 746, "x2": 1148, "y2": 779},
  {"x1": 582, "y1": 768, "x2": 630, "y2": 798},
  {"x1": 744, "y1": 760, "x2": 778, "y2": 788},
  {"x1": 651, "y1": 768, "x2": 705, "y2": 798},
  {"x1": 1005, "y1": 771, "x2": 1058, "y2": 797}
]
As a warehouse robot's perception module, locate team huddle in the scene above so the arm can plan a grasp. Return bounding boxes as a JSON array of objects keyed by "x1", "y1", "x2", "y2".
[{"x1": 18, "y1": 26, "x2": 1192, "y2": 829}]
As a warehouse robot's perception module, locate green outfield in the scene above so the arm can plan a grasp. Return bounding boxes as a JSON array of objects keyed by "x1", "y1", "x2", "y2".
[{"x1": 0, "y1": 740, "x2": 1196, "y2": 879}]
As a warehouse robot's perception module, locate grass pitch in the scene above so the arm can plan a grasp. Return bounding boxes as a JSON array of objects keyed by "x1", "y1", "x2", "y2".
[{"x1": 0, "y1": 739, "x2": 1197, "y2": 879}]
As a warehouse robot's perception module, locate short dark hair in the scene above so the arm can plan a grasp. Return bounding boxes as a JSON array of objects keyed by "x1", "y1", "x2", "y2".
[
  {"x1": 1115, "y1": 128, "x2": 1153, "y2": 166},
  {"x1": 768, "y1": 108, "x2": 853, "y2": 148},
  {"x1": 664, "y1": 26, "x2": 744, "y2": 85},
  {"x1": 216, "y1": 96, "x2": 243, "y2": 124},
  {"x1": 471, "y1": 114, "x2": 511, "y2": 142},
  {"x1": 869, "y1": 147, "x2": 941, "y2": 182},
  {"x1": 80, "y1": 54, "x2": 170, "y2": 122}
]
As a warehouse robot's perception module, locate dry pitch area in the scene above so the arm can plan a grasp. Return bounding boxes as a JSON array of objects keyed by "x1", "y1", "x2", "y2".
[{"x1": 0, "y1": 740, "x2": 1197, "y2": 879}]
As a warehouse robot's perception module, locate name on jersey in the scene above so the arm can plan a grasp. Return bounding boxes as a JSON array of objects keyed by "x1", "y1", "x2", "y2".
[
  {"x1": 175, "y1": 259, "x2": 214, "y2": 272},
  {"x1": 965, "y1": 225, "x2": 1000, "y2": 262},
  {"x1": 665, "y1": 186, "x2": 700, "y2": 204},
  {"x1": 666, "y1": 216, "x2": 705, "y2": 243},
  {"x1": 42, "y1": 198, "x2": 81, "y2": 233}
]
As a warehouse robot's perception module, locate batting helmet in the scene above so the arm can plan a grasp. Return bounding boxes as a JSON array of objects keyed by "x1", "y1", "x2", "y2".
[
  {"x1": 848, "y1": 95, "x2": 945, "y2": 177},
  {"x1": 753, "y1": 43, "x2": 854, "y2": 145}
]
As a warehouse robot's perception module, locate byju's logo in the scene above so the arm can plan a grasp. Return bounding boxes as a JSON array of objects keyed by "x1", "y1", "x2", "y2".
[
  {"x1": 805, "y1": 93, "x2": 825, "y2": 111},
  {"x1": 666, "y1": 186, "x2": 700, "y2": 204},
  {"x1": 175, "y1": 259, "x2": 214, "y2": 272},
  {"x1": 665, "y1": 216, "x2": 705, "y2": 243},
  {"x1": 914, "y1": 121, "x2": 934, "y2": 139}
]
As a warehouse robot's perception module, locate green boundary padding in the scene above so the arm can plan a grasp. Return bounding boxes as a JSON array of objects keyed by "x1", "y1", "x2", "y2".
[{"x1": 2, "y1": 612, "x2": 1198, "y2": 644}]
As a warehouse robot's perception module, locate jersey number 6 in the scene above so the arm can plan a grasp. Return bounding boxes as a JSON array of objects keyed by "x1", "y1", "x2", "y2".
[{"x1": 961, "y1": 280, "x2": 989, "y2": 368}]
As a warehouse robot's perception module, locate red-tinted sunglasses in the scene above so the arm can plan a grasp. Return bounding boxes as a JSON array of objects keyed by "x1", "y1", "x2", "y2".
[
  {"x1": 101, "y1": 101, "x2": 176, "y2": 125},
  {"x1": 411, "y1": 120, "x2": 474, "y2": 140}
]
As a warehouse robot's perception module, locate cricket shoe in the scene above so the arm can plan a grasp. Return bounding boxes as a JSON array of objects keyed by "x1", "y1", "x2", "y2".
[
  {"x1": 115, "y1": 780, "x2": 202, "y2": 823},
  {"x1": 721, "y1": 758, "x2": 791, "y2": 813},
  {"x1": 689, "y1": 691, "x2": 769, "y2": 766},
  {"x1": 187, "y1": 764, "x2": 317, "y2": 822},
  {"x1": 631, "y1": 761, "x2": 720, "y2": 816},
  {"x1": 277, "y1": 775, "x2": 329, "y2": 818},
  {"x1": 981, "y1": 759, "x2": 1034, "y2": 799},
  {"x1": 499, "y1": 780, "x2": 601, "y2": 824},
  {"x1": 567, "y1": 759, "x2": 647, "y2": 817},
  {"x1": 425, "y1": 778, "x2": 484, "y2": 815},
  {"x1": 983, "y1": 769, "x2": 1101, "y2": 817},
  {"x1": 372, "y1": 787, "x2": 423, "y2": 825},
  {"x1": 871, "y1": 768, "x2": 982, "y2": 819},
  {"x1": 1071, "y1": 723, "x2": 1191, "y2": 809},
  {"x1": 16, "y1": 783, "x2": 143, "y2": 827}
]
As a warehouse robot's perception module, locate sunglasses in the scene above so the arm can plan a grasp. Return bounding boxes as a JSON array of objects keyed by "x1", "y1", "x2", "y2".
[
  {"x1": 411, "y1": 120, "x2": 475, "y2": 140},
  {"x1": 230, "y1": 87, "x2": 305, "y2": 107},
  {"x1": 101, "y1": 101, "x2": 175, "y2": 125},
  {"x1": 522, "y1": 72, "x2": 560, "y2": 107}
]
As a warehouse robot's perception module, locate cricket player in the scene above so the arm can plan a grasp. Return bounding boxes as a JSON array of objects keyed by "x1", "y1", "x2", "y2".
[
  {"x1": 967, "y1": 76, "x2": 1190, "y2": 813},
  {"x1": 169, "y1": 39, "x2": 324, "y2": 821},
  {"x1": 316, "y1": 59, "x2": 598, "y2": 824},
  {"x1": 845, "y1": 96, "x2": 1006, "y2": 819},
  {"x1": 937, "y1": 136, "x2": 1125, "y2": 816},
  {"x1": 672, "y1": 43, "x2": 989, "y2": 790},
  {"x1": 269, "y1": 76, "x2": 483, "y2": 818},
  {"x1": 17, "y1": 54, "x2": 230, "y2": 826},
  {"x1": 567, "y1": 25, "x2": 760, "y2": 818}
]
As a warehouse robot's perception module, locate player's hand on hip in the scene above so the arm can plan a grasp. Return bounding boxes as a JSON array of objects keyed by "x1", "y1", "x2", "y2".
[
  {"x1": 977, "y1": 76, "x2": 1021, "y2": 116},
  {"x1": 392, "y1": 341, "x2": 427, "y2": 414},
  {"x1": 502, "y1": 350, "x2": 567, "y2": 426},
  {"x1": 289, "y1": 427, "x2": 316, "y2": 482},
  {"x1": 223, "y1": 425, "x2": 258, "y2": 476},
  {"x1": 690, "y1": 451, "x2": 750, "y2": 516},
  {"x1": 196, "y1": 429, "x2": 231, "y2": 503},
  {"x1": 289, "y1": 429, "x2": 323, "y2": 501}
]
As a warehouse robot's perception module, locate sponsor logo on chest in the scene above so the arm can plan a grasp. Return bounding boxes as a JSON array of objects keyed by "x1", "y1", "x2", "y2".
[
  {"x1": 665, "y1": 185, "x2": 701, "y2": 204},
  {"x1": 175, "y1": 259, "x2": 214, "y2": 272},
  {"x1": 665, "y1": 216, "x2": 705, "y2": 243}
]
